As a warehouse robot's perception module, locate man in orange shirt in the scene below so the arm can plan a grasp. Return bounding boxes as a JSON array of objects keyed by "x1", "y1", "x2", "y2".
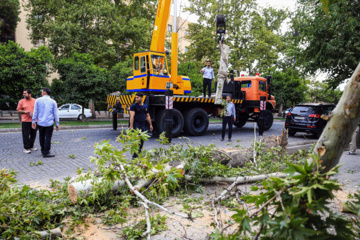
[{"x1": 17, "y1": 89, "x2": 37, "y2": 154}]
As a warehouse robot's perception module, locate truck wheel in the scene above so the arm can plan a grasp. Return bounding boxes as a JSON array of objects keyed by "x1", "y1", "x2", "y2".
[
  {"x1": 263, "y1": 109, "x2": 273, "y2": 130},
  {"x1": 156, "y1": 109, "x2": 184, "y2": 137},
  {"x1": 257, "y1": 110, "x2": 273, "y2": 130},
  {"x1": 234, "y1": 118, "x2": 247, "y2": 128},
  {"x1": 184, "y1": 108, "x2": 209, "y2": 136}
]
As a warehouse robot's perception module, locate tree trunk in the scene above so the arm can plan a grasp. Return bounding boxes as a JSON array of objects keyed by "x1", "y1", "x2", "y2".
[
  {"x1": 215, "y1": 43, "x2": 230, "y2": 105},
  {"x1": 89, "y1": 99, "x2": 96, "y2": 119},
  {"x1": 213, "y1": 133, "x2": 288, "y2": 168},
  {"x1": 278, "y1": 102, "x2": 283, "y2": 117},
  {"x1": 82, "y1": 104, "x2": 86, "y2": 122},
  {"x1": 68, "y1": 178, "x2": 126, "y2": 203},
  {"x1": 308, "y1": 63, "x2": 360, "y2": 172}
]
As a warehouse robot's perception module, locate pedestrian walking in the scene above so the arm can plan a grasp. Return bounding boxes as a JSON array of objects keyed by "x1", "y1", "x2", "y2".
[
  {"x1": 201, "y1": 60, "x2": 215, "y2": 97},
  {"x1": 349, "y1": 124, "x2": 359, "y2": 155},
  {"x1": 129, "y1": 93, "x2": 153, "y2": 158},
  {"x1": 32, "y1": 88, "x2": 60, "y2": 158},
  {"x1": 221, "y1": 95, "x2": 236, "y2": 142},
  {"x1": 17, "y1": 89, "x2": 37, "y2": 154}
]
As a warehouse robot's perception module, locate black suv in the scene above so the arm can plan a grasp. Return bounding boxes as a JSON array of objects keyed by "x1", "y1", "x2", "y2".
[{"x1": 285, "y1": 103, "x2": 335, "y2": 138}]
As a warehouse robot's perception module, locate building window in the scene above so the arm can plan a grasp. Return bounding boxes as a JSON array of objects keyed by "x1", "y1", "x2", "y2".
[
  {"x1": 185, "y1": 30, "x2": 190, "y2": 36},
  {"x1": 167, "y1": 24, "x2": 172, "y2": 32},
  {"x1": 185, "y1": 47, "x2": 189, "y2": 53}
]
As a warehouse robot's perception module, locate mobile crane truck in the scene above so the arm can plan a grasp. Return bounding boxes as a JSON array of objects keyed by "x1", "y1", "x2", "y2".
[{"x1": 107, "y1": 0, "x2": 276, "y2": 137}]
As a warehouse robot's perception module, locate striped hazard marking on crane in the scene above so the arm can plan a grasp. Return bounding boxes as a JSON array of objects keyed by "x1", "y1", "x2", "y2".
[
  {"x1": 173, "y1": 97, "x2": 243, "y2": 104},
  {"x1": 107, "y1": 94, "x2": 146, "y2": 114}
]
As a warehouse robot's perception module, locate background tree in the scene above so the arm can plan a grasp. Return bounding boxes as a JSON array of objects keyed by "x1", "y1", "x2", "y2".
[
  {"x1": 56, "y1": 53, "x2": 111, "y2": 121},
  {"x1": 184, "y1": 0, "x2": 288, "y2": 75},
  {"x1": 304, "y1": 80, "x2": 342, "y2": 104},
  {"x1": 265, "y1": 67, "x2": 307, "y2": 110},
  {"x1": 0, "y1": 41, "x2": 53, "y2": 108},
  {"x1": 291, "y1": 0, "x2": 360, "y2": 88},
  {"x1": 178, "y1": 62, "x2": 204, "y2": 96},
  {"x1": 0, "y1": 0, "x2": 20, "y2": 37},
  {"x1": 24, "y1": 0, "x2": 156, "y2": 68}
]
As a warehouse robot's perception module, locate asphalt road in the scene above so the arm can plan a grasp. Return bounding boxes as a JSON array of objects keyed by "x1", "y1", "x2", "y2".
[{"x1": 0, "y1": 121, "x2": 359, "y2": 191}]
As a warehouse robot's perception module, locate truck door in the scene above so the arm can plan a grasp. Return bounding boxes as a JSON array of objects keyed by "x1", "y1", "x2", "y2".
[
  {"x1": 258, "y1": 80, "x2": 267, "y2": 98},
  {"x1": 139, "y1": 55, "x2": 148, "y2": 88}
]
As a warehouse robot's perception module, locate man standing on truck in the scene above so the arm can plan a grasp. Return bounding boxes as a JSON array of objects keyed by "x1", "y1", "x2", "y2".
[
  {"x1": 201, "y1": 60, "x2": 215, "y2": 97},
  {"x1": 129, "y1": 93, "x2": 153, "y2": 158},
  {"x1": 221, "y1": 95, "x2": 236, "y2": 142}
]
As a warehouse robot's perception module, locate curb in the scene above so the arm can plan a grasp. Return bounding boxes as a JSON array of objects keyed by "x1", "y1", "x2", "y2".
[
  {"x1": 0, "y1": 120, "x2": 284, "y2": 133},
  {"x1": 0, "y1": 124, "x2": 129, "y2": 133}
]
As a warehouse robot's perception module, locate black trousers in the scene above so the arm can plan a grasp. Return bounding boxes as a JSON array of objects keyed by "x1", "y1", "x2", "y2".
[
  {"x1": 38, "y1": 125, "x2": 54, "y2": 155},
  {"x1": 203, "y1": 78, "x2": 212, "y2": 97},
  {"x1": 222, "y1": 116, "x2": 233, "y2": 140},
  {"x1": 132, "y1": 139, "x2": 144, "y2": 158},
  {"x1": 132, "y1": 125, "x2": 145, "y2": 158},
  {"x1": 22, "y1": 122, "x2": 37, "y2": 149}
]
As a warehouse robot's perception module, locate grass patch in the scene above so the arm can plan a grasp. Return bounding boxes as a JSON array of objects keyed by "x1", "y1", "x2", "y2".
[
  {"x1": 209, "y1": 118, "x2": 222, "y2": 122},
  {"x1": 0, "y1": 120, "x2": 129, "y2": 129}
]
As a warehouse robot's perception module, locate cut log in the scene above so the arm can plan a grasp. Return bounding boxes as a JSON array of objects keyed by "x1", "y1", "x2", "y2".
[
  {"x1": 68, "y1": 178, "x2": 126, "y2": 203},
  {"x1": 213, "y1": 134, "x2": 288, "y2": 168},
  {"x1": 68, "y1": 163, "x2": 185, "y2": 202},
  {"x1": 185, "y1": 172, "x2": 288, "y2": 184},
  {"x1": 35, "y1": 227, "x2": 62, "y2": 238},
  {"x1": 339, "y1": 199, "x2": 359, "y2": 213}
]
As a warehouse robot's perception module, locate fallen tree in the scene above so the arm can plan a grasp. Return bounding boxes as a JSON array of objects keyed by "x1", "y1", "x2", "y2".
[{"x1": 308, "y1": 63, "x2": 360, "y2": 172}]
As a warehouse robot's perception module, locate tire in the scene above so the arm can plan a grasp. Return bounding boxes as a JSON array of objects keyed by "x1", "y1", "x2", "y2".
[
  {"x1": 183, "y1": 108, "x2": 209, "y2": 136},
  {"x1": 263, "y1": 110, "x2": 273, "y2": 130},
  {"x1": 155, "y1": 108, "x2": 184, "y2": 137},
  {"x1": 234, "y1": 117, "x2": 247, "y2": 128},
  {"x1": 288, "y1": 129, "x2": 296, "y2": 136},
  {"x1": 78, "y1": 114, "x2": 86, "y2": 120}
]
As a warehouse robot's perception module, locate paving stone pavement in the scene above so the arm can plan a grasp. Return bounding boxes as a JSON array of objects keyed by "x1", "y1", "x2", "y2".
[{"x1": 0, "y1": 121, "x2": 330, "y2": 186}]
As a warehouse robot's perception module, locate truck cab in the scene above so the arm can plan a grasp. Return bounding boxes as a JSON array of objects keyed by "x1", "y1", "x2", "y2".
[
  {"x1": 126, "y1": 52, "x2": 192, "y2": 94},
  {"x1": 234, "y1": 76, "x2": 276, "y2": 112}
]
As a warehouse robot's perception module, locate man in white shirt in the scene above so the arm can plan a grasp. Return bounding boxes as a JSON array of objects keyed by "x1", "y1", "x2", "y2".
[
  {"x1": 201, "y1": 60, "x2": 215, "y2": 97},
  {"x1": 221, "y1": 95, "x2": 236, "y2": 142}
]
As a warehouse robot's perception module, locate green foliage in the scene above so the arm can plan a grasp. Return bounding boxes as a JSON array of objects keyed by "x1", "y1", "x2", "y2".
[
  {"x1": 29, "y1": 161, "x2": 44, "y2": 166},
  {"x1": 122, "y1": 214, "x2": 167, "y2": 239},
  {"x1": 184, "y1": 0, "x2": 288, "y2": 74},
  {"x1": 0, "y1": 172, "x2": 70, "y2": 239},
  {"x1": 0, "y1": 0, "x2": 20, "y2": 36},
  {"x1": 178, "y1": 61, "x2": 204, "y2": 96},
  {"x1": 0, "y1": 41, "x2": 53, "y2": 107},
  {"x1": 56, "y1": 53, "x2": 111, "y2": 115},
  {"x1": 24, "y1": 0, "x2": 156, "y2": 68},
  {"x1": 265, "y1": 67, "x2": 307, "y2": 107},
  {"x1": 292, "y1": 0, "x2": 360, "y2": 88},
  {"x1": 304, "y1": 80, "x2": 343, "y2": 104},
  {"x1": 68, "y1": 154, "x2": 75, "y2": 159},
  {"x1": 221, "y1": 156, "x2": 356, "y2": 239},
  {"x1": 108, "y1": 57, "x2": 133, "y2": 94}
]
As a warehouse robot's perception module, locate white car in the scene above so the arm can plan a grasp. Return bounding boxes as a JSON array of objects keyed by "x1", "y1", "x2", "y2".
[{"x1": 58, "y1": 103, "x2": 92, "y2": 120}]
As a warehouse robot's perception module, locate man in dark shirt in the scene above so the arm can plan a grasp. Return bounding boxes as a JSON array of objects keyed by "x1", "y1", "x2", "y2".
[{"x1": 129, "y1": 93, "x2": 153, "y2": 158}]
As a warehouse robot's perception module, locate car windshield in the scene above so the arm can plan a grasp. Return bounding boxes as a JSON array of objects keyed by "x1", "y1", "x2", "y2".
[{"x1": 291, "y1": 106, "x2": 317, "y2": 114}]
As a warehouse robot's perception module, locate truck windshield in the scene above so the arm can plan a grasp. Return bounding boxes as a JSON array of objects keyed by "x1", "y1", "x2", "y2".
[
  {"x1": 151, "y1": 55, "x2": 168, "y2": 76},
  {"x1": 241, "y1": 81, "x2": 251, "y2": 88}
]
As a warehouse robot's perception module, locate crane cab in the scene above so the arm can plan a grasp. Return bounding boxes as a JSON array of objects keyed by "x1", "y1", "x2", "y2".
[{"x1": 126, "y1": 51, "x2": 192, "y2": 94}]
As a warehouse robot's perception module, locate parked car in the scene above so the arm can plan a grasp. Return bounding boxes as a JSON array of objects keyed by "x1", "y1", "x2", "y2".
[
  {"x1": 285, "y1": 103, "x2": 335, "y2": 138},
  {"x1": 58, "y1": 103, "x2": 92, "y2": 120}
]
